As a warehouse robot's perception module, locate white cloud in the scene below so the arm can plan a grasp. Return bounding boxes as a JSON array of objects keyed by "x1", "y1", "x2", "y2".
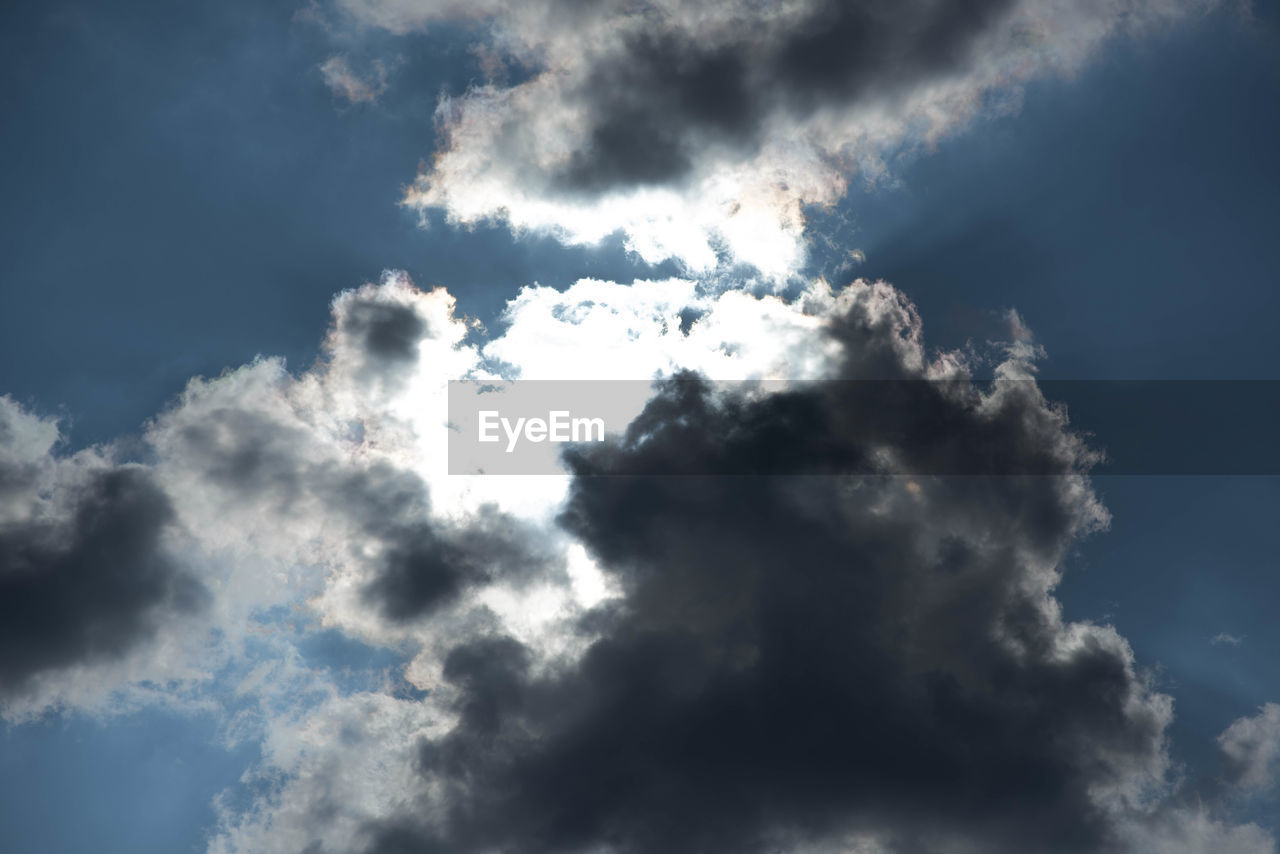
[
  {"x1": 209, "y1": 691, "x2": 443, "y2": 854},
  {"x1": 323, "y1": 0, "x2": 1228, "y2": 278},
  {"x1": 319, "y1": 55, "x2": 388, "y2": 104}
]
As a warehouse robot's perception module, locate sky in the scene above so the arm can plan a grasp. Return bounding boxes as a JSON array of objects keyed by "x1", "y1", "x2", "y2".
[{"x1": 2, "y1": 2, "x2": 1280, "y2": 853}]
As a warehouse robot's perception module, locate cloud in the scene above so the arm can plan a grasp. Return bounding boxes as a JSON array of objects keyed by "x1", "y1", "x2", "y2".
[
  {"x1": 1219, "y1": 703, "x2": 1280, "y2": 791},
  {"x1": 4, "y1": 273, "x2": 1272, "y2": 852},
  {"x1": 200, "y1": 274, "x2": 1270, "y2": 854},
  {"x1": 144, "y1": 275, "x2": 566, "y2": 649},
  {"x1": 343, "y1": 278, "x2": 1166, "y2": 854},
  {"x1": 326, "y1": 0, "x2": 1224, "y2": 277},
  {"x1": 208, "y1": 690, "x2": 443, "y2": 854},
  {"x1": 320, "y1": 55, "x2": 389, "y2": 104},
  {"x1": 0, "y1": 397, "x2": 205, "y2": 709},
  {"x1": 0, "y1": 276, "x2": 546, "y2": 719},
  {"x1": 1211, "y1": 632, "x2": 1246, "y2": 646},
  {"x1": 1119, "y1": 806, "x2": 1275, "y2": 854},
  {"x1": 5, "y1": 3, "x2": 1267, "y2": 848}
]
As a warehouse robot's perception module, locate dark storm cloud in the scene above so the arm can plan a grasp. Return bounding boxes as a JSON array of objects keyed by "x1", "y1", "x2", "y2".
[
  {"x1": 556, "y1": 0, "x2": 1018, "y2": 192},
  {"x1": 363, "y1": 500, "x2": 563, "y2": 622},
  {"x1": 330, "y1": 293, "x2": 433, "y2": 397},
  {"x1": 0, "y1": 464, "x2": 203, "y2": 698},
  {"x1": 340, "y1": 298, "x2": 427, "y2": 365},
  {"x1": 351, "y1": 287, "x2": 1172, "y2": 854}
]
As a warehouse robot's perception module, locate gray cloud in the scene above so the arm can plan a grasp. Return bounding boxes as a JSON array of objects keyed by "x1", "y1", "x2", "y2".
[
  {"x1": 10, "y1": 275, "x2": 1253, "y2": 854},
  {"x1": 336, "y1": 280, "x2": 1209, "y2": 854},
  {"x1": 159, "y1": 393, "x2": 542, "y2": 626},
  {"x1": 554, "y1": 0, "x2": 1019, "y2": 193},
  {"x1": 339, "y1": 296, "x2": 427, "y2": 365},
  {"x1": 1220, "y1": 704, "x2": 1280, "y2": 792},
  {"x1": 0, "y1": 398, "x2": 204, "y2": 700},
  {"x1": 361, "y1": 496, "x2": 564, "y2": 622},
  {"x1": 148, "y1": 282, "x2": 559, "y2": 628},
  {"x1": 327, "y1": 0, "x2": 1227, "y2": 274}
]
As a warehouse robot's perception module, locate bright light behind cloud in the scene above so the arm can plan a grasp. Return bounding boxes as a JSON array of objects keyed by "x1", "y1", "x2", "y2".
[
  {"x1": 2, "y1": 267, "x2": 1275, "y2": 852},
  {"x1": 2, "y1": 2, "x2": 1271, "y2": 854},
  {"x1": 368, "y1": 0, "x2": 1226, "y2": 279}
]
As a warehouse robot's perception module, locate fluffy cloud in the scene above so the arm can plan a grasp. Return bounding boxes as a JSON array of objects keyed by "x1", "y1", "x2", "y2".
[
  {"x1": 5, "y1": 3, "x2": 1266, "y2": 849},
  {"x1": 5, "y1": 272, "x2": 1273, "y2": 852},
  {"x1": 208, "y1": 690, "x2": 443, "y2": 854},
  {"x1": 326, "y1": 0, "x2": 1224, "y2": 277},
  {"x1": 0, "y1": 397, "x2": 205, "y2": 713},
  {"x1": 192, "y1": 274, "x2": 1269, "y2": 854},
  {"x1": 1219, "y1": 704, "x2": 1280, "y2": 792},
  {"x1": 143, "y1": 276, "x2": 569, "y2": 655},
  {"x1": 336, "y1": 278, "x2": 1163, "y2": 854},
  {"x1": 1120, "y1": 806, "x2": 1275, "y2": 854}
]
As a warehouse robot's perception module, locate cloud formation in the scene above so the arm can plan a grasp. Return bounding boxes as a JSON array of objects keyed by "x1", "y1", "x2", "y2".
[
  {"x1": 0, "y1": 397, "x2": 204, "y2": 706},
  {"x1": 1220, "y1": 704, "x2": 1280, "y2": 792},
  {"x1": 328, "y1": 0, "x2": 1223, "y2": 276},
  {"x1": 5, "y1": 3, "x2": 1271, "y2": 851},
  {"x1": 320, "y1": 55, "x2": 389, "y2": 104},
  {"x1": 345, "y1": 280, "x2": 1151, "y2": 854},
  {"x1": 3, "y1": 271, "x2": 1274, "y2": 851},
  {"x1": 175, "y1": 275, "x2": 1266, "y2": 854}
]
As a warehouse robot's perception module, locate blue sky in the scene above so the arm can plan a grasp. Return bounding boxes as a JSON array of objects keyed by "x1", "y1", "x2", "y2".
[
  {"x1": 2, "y1": 2, "x2": 1280, "y2": 853},
  {"x1": 3, "y1": 2, "x2": 1276, "y2": 439},
  {"x1": 0, "y1": 0, "x2": 678, "y2": 447}
]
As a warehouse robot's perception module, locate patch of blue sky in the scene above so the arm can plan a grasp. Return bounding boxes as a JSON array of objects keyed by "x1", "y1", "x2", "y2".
[
  {"x1": 1057, "y1": 475, "x2": 1280, "y2": 831},
  {"x1": 0, "y1": 708, "x2": 257, "y2": 854},
  {"x1": 804, "y1": 11, "x2": 1280, "y2": 381}
]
